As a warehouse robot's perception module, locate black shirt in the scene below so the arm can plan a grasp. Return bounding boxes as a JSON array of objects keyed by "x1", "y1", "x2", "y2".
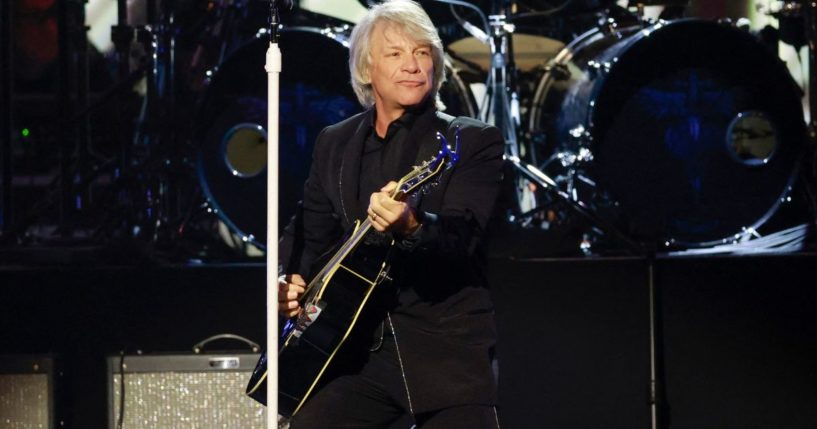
[{"x1": 357, "y1": 108, "x2": 422, "y2": 212}]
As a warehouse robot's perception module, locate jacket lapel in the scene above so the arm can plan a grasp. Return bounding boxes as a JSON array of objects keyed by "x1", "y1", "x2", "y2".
[
  {"x1": 338, "y1": 113, "x2": 372, "y2": 226},
  {"x1": 394, "y1": 108, "x2": 447, "y2": 177}
]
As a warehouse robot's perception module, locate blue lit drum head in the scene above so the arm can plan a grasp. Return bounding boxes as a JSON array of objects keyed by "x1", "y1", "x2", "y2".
[
  {"x1": 196, "y1": 28, "x2": 362, "y2": 249},
  {"x1": 535, "y1": 20, "x2": 804, "y2": 247}
]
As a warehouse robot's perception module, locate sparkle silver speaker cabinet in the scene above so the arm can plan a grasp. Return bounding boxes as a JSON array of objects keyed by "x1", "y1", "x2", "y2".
[
  {"x1": 106, "y1": 353, "x2": 266, "y2": 429},
  {"x1": 0, "y1": 355, "x2": 56, "y2": 429}
]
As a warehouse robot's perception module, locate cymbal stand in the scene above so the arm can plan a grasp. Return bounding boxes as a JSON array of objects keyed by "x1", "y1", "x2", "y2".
[
  {"x1": 485, "y1": 11, "x2": 522, "y2": 159},
  {"x1": 477, "y1": 1, "x2": 540, "y2": 218}
]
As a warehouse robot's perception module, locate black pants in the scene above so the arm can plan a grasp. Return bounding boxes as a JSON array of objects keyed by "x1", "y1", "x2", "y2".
[{"x1": 288, "y1": 333, "x2": 500, "y2": 429}]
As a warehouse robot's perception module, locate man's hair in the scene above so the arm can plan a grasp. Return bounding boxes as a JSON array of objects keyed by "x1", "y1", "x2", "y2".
[{"x1": 348, "y1": 0, "x2": 446, "y2": 108}]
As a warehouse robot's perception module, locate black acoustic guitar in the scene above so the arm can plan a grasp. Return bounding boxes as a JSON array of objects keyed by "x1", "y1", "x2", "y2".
[{"x1": 246, "y1": 131, "x2": 459, "y2": 420}]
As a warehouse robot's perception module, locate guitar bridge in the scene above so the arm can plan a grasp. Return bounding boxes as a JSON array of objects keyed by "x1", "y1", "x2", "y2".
[
  {"x1": 292, "y1": 301, "x2": 326, "y2": 338},
  {"x1": 378, "y1": 269, "x2": 393, "y2": 284}
]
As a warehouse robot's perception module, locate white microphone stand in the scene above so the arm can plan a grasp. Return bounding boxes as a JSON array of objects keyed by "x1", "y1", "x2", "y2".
[{"x1": 265, "y1": 1, "x2": 282, "y2": 427}]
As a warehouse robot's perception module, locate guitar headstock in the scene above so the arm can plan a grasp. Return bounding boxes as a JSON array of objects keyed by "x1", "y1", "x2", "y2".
[{"x1": 393, "y1": 127, "x2": 460, "y2": 199}]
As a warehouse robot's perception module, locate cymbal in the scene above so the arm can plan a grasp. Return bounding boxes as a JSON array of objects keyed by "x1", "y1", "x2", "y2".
[{"x1": 447, "y1": 34, "x2": 565, "y2": 72}]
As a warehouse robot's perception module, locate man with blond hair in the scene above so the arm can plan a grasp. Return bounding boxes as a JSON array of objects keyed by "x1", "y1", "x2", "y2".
[{"x1": 278, "y1": 1, "x2": 504, "y2": 427}]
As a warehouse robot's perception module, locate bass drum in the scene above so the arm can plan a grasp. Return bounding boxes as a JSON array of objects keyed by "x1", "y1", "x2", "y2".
[
  {"x1": 528, "y1": 19, "x2": 805, "y2": 248},
  {"x1": 196, "y1": 26, "x2": 477, "y2": 249}
]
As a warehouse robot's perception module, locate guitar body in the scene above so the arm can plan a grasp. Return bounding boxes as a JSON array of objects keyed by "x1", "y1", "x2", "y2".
[{"x1": 246, "y1": 226, "x2": 394, "y2": 418}]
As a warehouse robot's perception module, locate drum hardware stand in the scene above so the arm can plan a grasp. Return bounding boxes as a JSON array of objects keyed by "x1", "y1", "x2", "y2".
[
  {"x1": 0, "y1": 0, "x2": 12, "y2": 238},
  {"x1": 507, "y1": 156, "x2": 645, "y2": 253},
  {"x1": 477, "y1": 0, "x2": 629, "y2": 232},
  {"x1": 803, "y1": 0, "x2": 817, "y2": 232},
  {"x1": 486, "y1": 3, "x2": 523, "y2": 159},
  {"x1": 478, "y1": 0, "x2": 540, "y2": 217},
  {"x1": 438, "y1": 0, "x2": 536, "y2": 215},
  {"x1": 75, "y1": 0, "x2": 92, "y2": 224},
  {"x1": 112, "y1": 0, "x2": 137, "y2": 235},
  {"x1": 56, "y1": 0, "x2": 89, "y2": 238},
  {"x1": 120, "y1": 0, "x2": 185, "y2": 247}
]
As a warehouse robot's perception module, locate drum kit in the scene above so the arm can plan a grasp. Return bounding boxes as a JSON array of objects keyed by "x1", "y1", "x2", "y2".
[{"x1": 188, "y1": 0, "x2": 811, "y2": 256}]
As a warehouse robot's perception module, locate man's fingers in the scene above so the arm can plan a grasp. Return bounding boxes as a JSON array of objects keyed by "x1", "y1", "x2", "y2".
[
  {"x1": 277, "y1": 273, "x2": 306, "y2": 317},
  {"x1": 288, "y1": 274, "x2": 306, "y2": 286},
  {"x1": 279, "y1": 281, "x2": 305, "y2": 294},
  {"x1": 277, "y1": 300, "x2": 299, "y2": 310},
  {"x1": 279, "y1": 303, "x2": 301, "y2": 318},
  {"x1": 278, "y1": 289, "x2": 301, "y2": 301},
  {"x1": 380, "y1": 181, "x2": 398, "y2": 193}
]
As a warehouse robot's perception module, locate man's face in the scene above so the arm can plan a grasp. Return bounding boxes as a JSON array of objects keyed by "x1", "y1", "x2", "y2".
[{"x1": 368, "y1": 22, "x2": 435, "y2": 113}]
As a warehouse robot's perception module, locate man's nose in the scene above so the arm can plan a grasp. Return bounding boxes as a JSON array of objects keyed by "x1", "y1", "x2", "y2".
[{"x1": 402, "y1": 54, "x2": 420, "y2": 73}]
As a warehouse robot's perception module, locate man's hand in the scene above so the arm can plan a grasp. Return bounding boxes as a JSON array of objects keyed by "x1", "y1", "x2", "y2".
[
  {"x1": 278, "y1": 274, "x2": 306, "y2": 318},
  {"x1": 367, "y1": 181, "x2": 420, "y2": 235}
]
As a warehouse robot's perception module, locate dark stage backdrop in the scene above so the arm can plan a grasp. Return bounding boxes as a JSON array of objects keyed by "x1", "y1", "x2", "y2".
[
  {"x1": 1, "y1": 253, "x2": 816, "y2": 428},
  {"x1": 488, "y1": 257, "x2": 652, "y2": 429},
  {"x1": 488, "y1": 253, "x2": 817, "y2": 429}
]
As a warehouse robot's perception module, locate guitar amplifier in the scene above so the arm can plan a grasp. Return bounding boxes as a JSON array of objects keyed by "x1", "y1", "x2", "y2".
[
  {"x1": 0, "y1": 355, "x2": 56, "y2": 429},
  {"x1": 106, "y1": 353, "x2": 266, "y2": 429}
]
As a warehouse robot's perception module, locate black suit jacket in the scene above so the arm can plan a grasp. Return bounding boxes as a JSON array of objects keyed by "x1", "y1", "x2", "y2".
[{"x1": 280, "y1": 105, "x2": 505, "y2": 412}]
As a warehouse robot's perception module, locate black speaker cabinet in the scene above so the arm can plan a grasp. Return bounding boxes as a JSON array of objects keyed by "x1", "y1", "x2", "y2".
[
  {"x1": 0, "y1": 355, "x2": 56, "y2": 429},
  {"x1": 106, "y1": 353, "x2": 265, "y2": 429}
]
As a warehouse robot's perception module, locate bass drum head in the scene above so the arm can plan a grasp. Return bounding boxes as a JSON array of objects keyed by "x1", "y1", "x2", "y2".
[
  {"x1": 196, "y1": 27, "x2": 476, "y2": 249},
  {"x1": 531, "y1": 20, "x2": 805, "y2": 248},
  {"x1": 196, "y1": 28, "x2": 362, "y2": 249}
]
